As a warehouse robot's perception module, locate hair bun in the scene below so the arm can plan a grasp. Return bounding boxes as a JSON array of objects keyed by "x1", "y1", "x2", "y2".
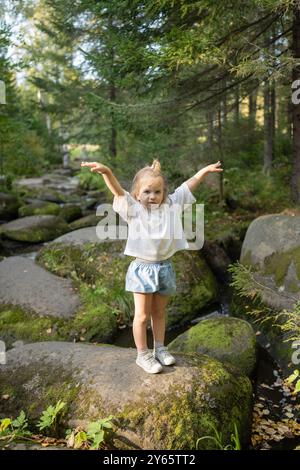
[{"x1": 151, "y1": 159, "x2": 161, "y2": 172}]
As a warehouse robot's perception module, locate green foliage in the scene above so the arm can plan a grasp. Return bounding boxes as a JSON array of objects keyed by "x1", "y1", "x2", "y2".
[
  {"x1": 77, "y1": 168, "x2": 111, "y2": 199},
  {"x1": 86, "y1": 416, "x2": 115, "y2": 450},
  {"x1": 285, "y1": 369, "x2": 300, "y2": 396},
  {"x1": 37, "y1": 400, "x2": 66, "y2": 434},
  {"x1": 196, "y1": 422, "x2": 241, "y2": 450},
  {"x1": 229, "y1": 262, "x2": 262, "y2": 300},
  {"x1": 273, "y1": 302, "x2": 300, "y2": 342},
  {"x1": 0, "y1": 407, "x2": 116, "y2": 449},
  {"x1": 0, "y1": 411, "x2": 32, "y2": 442},
  {"x1": 65, "y1": 415, "x2": 115, "y2": 450}
]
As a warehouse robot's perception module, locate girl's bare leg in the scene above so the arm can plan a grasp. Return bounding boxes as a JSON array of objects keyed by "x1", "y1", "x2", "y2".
[
  {"x1": 132, "y1": 292, "x2": 153, "y2": 351},
  {"x1": 151, "y1": 293, "x2": 170, "y2": 345}
]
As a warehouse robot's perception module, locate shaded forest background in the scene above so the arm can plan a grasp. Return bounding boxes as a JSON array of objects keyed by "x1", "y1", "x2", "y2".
[{"x1": 1, "y1": 0, "x2": 300, "y2": 211}]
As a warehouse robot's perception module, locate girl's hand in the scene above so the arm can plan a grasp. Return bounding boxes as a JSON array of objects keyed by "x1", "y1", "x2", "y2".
[
  {"x1": 204, "y1": 161, "x2": 223, "y2": 173},
  {"x1": 80, "y1": 161, "x2": 110, "y2": 175}
]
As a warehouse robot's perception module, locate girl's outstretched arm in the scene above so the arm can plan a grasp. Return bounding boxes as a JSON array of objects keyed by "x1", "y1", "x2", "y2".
[
  {"x1": 80, "y1": 161, "x2": 125, "y2": 197},
  {"x1": 185, "y1": 161, "x2": 223, "y2": 193}
]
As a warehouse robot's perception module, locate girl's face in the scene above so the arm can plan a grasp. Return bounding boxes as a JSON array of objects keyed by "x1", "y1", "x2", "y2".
[{"x1": 137, "y1": 176, "x2": 164, "y2": 208}]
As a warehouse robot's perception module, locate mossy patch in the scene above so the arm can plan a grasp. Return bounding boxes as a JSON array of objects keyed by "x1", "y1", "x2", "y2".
[
  {"x1": 18, "y1": 202, "x2": 61, "y2": 217},
  {"x1": 0, "y1": 362, "x2": 80, "y2": 431},
  {"x1": 168, "y1": 317, "x2": 256, "y2": 376},
  {"x1": 0, "y1": 305, "x2": 61, "y2": 348},
  {"x1": 0, "y1": 217, "x2": 69, "y2": 243},
  {"x1": 118, "y1": 354, "x2": 252, "y2": 449},
  {"x1": 167, "y1": 252, "x2": 218, "y2": 327},
  {"x1": 263, "y1": 245, "x2": 300, "y2": 287}
]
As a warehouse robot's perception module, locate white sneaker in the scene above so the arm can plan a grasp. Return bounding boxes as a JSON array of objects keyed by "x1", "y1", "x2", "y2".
[
  {"x1": 154, "y1": 347, "x2": 176, "y2": 366},
  {"x1": 136, "y1": 351, "x2": 163, "y2": 374}
]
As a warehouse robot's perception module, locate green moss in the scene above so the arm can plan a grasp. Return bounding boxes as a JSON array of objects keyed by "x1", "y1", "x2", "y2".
[
  {"x1": 58, "y1": 205, "x2": 82, "y2": 223},
  {"x1": 169, "y1": 317, "x2": 256, "y2": 376},
  {"x1": 1, "y1": 218, "x2": 69, "y2": 243},
  {"x1": 241, "y1": 250, "x2": 252, "y2": 267},
  {"x1": 18, "y1": 203, "x2": 60, "y2": 217},
  {"x1": 118, "y1": 354, "x2": 252, "y2": 449},
  {"x1": 0, "y1": 363, "x2": 80, "y2": 428},
  {"x1": 0, "y1": 305, "x2": 62, "y2": 348},
  {"x1": 263, "y1": 245, "x2": 300, "y2": 287},
  {"x1": 167, "y1": 252, "x2": 218, "y2": 328}
]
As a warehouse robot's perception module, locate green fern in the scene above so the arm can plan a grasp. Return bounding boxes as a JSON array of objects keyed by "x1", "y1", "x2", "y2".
[{"x1": 37, "y1": 400, "x2": 66, "y2": 433}]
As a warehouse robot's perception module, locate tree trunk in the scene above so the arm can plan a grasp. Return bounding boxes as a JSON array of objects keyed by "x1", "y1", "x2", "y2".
[
  {"x1": 234, "y1": 84, "x2": 239, "y2": 124},
  {"x1": 222, "y1": 79, "x2": 227, "y2": 126},
  {"x1": 263, "y1": 80, "x2": 274, "y2": 176},
  {"x1": 249, "y1": 87, "x2": 258, "y2": 129},
  {"x1": 286, "y1": 92, "x2": 293, "y2": 139},
  {"x1": 291, "y1": 7, "x2": 300, "y2": 202},
  {"x1": 206, "y1": 111, "x2": 214, "y2": 160},
  {"x1": 216, "y1": 107, "x2": 224, "y2": 202},
  {"x1": 109, "y1": 80, "x2": 117, "y2": 160}
]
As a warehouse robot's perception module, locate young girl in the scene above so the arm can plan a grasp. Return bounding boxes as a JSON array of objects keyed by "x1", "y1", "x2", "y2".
[{"x1": 81, "y1": 159, "x2": 223, "y2": 373}]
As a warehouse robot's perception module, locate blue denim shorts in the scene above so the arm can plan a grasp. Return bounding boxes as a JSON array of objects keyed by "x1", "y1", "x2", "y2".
[{"x1": 125, "y1": 259, "x2": 176, "y2": 296}]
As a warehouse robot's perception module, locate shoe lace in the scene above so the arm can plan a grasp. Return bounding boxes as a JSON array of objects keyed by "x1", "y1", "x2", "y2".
[
  {"x1": 157, "y1": 347, "x2": 169, "y2": 359},
  {"x1": 144, "y1": 352, "x2": 159, "y2": 366}
]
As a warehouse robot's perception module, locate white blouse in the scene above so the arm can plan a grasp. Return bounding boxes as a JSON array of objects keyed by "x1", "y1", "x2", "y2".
[{"x1": 112, "y1": 182, "x2": 197, "y2": 261}]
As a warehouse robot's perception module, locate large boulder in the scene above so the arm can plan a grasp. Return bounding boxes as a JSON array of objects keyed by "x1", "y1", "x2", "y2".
[
  {"x1": 232, "y1": 213, "x2": 300, "y2": 374},
  {"x1": 168, "y1": 251, "x2": 218, "y2": 327},
  {"x1": 168, "y1": 316, "x2": 257, "y2": 376},
  {"x1": 69, "y1": 214, "x2": 104, "y2": 231},
  {"x1": 0, "y1": 256, "x2": 80, "y2": 319},
  {"x1": 18, "y1": 201, "x2": 61, "y2": 217},
  {"x1": 0, "y1": 215, "x2": 69, "y2": 242},
  {"x1": 0, "y1": 342, "x2": 253, "y2": 450},
  {"x1": 240, "y1": 214, "x2": 300, "y2": 311},
  {"x1": 0, "y1": 252, "x2": 119, "y2": 347}
]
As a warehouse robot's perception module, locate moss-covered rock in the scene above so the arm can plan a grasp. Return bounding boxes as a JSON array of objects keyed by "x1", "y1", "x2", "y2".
[
  {"x1": 240, "y1": 214, "x2": 300, "y2": 310},
  {"x1": 18, "y1": 202, "x2": 61, "y2": 217},
  {"x1": 0, "y1": 305, "x2": 62, "y2": 349},
  {"x1": 167, "y1": 251, "x2": 218, "y2": 327},
  {"x1": 69, "y1": 214, "x2": 104, "y2": 230},
  {"x1": 0, "y1": 342, "x2": 253, "y2": 450},
  {"x1": 0, "y1": 215, "x2": 69, "y2": 242},
  {"x1": 58, "y1": 205, "x2": 82, "y2": 223},
  {"x1": 168, "y1": 316, "x2": 257, "y2": 376}
]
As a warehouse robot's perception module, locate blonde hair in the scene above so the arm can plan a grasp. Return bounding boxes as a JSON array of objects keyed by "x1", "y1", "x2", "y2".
[{"x1": 130, "y1": 159, "x2": 168, "y2": 202}]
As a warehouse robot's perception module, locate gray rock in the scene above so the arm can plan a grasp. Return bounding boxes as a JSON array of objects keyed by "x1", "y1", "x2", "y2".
[
  {"x1": 0, "y1": 215, "x2": 69, "y2": 242},
  {"x1": 51, "y1": 226, "x2": 112, "y2": 246},
  {"x1": 240, "y1": 214, "x2": 300, "y2": 310},
  {"x1": 0, "y1": 256, "x2": 80, "y2": 318},
  {"x1": 241, "y1": 214, "x2": 300, "y2": 268},
  {"x1": 0, "y1": 341, "x2": 253, "y2": 450}
]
